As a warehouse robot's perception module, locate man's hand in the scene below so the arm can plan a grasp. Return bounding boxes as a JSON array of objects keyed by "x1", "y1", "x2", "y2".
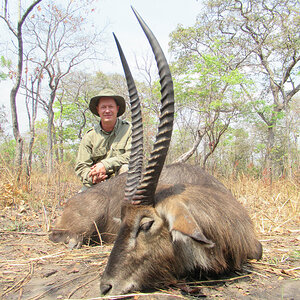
[{"x1": 89, "y1": 162, "x2": 108, "y2": 183}]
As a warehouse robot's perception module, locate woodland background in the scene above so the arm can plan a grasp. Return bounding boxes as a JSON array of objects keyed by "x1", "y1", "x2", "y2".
[{"x1": 0, "y1": 0, "x2": 299, "y2": 203}]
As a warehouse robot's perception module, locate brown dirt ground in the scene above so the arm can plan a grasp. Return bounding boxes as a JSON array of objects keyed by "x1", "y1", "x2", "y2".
[{"x1": 0, "y1": 201, "x2": 299, "y2": 300}]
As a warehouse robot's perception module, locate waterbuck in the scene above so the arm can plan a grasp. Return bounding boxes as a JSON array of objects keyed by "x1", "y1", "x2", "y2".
[
  {"x1": 49, "y1": 163, "x2": 230, "y2": 249},
  {"x1": 99, "y1": 7, "x2": 262, "y2": 296}
]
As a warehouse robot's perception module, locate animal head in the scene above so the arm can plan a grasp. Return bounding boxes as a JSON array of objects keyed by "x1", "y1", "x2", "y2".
[{"x1": 100, "y1": 185, "x2": 218, "y2": 295}]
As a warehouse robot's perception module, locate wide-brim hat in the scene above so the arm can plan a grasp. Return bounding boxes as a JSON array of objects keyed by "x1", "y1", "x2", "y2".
[{"x1": 89, "y1": 88, "x2": 126, "y2": 117}]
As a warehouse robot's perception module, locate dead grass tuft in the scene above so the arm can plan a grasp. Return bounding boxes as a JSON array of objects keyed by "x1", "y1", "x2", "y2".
[
  {"x1": 29, "y1": 161, "x2": 80, "y2": 206},
  {"x1": 0, "y1": 161, "x2": 81, "y2": 232},
  {"x1": 0, "y1": 161, "x2": 80, "y2": 207},
  {"x1": 0, "y1": 155, "x2": 26, "y2": 208},
  {"x1": 221, "y1": 174, "x2": 300, "y2": 234}
]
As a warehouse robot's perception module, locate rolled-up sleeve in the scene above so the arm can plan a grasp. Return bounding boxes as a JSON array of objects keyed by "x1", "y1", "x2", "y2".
[{"x1": 75, "y1": 132, "x2": 95, "y2": 186}]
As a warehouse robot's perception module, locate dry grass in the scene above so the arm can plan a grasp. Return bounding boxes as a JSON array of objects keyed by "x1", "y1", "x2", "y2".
[
  {"x1": 0, "y1": 162, "x2": 80, "y2": 206},
  {"x1": 221, "y1": 174, "x2": 300, "y2": 234},
  {"x1": 0, "y1": 162, "x2": 299, "y2": 235},
  {"x1": 0, "y1": 161, "x2": 81, "y2": 232},
  {"x1": 29, "y1": 162, "x2": 80, "y2": 204}
]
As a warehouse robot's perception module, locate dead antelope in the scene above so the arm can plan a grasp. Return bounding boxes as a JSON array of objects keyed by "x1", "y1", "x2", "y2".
[
  {"x1": 99, "y1": 7, "x2": 262, "y2": 296},
  {"x1": 49, "y1": 163, "x2": 228, "y2": 249}
]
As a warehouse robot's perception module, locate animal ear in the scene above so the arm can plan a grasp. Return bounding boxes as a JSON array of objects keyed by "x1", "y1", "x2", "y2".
[{"x1": 165, "y1": 203, "x2": 214, "y2": 248}]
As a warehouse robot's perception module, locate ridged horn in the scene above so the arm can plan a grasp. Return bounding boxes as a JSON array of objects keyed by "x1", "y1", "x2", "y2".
[
  {"x1": 113, "y1": 33, "x2": 144, "y2": 201},
  {"x1": 130, "y1": 7, "x2": 174, "y2": 205}
]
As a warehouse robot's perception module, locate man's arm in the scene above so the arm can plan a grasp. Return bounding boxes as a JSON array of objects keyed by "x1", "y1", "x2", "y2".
[
  {"x1": 76, "y1": 123, "x2": 132, "y2": 185},
  {"x1": 75, "y1": 134, "x2": 95, "y2": 186}
]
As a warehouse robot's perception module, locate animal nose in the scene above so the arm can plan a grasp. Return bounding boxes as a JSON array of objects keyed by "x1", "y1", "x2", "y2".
[{"x1": 100, "y1": 283, "x2": 112, "y2": 295}]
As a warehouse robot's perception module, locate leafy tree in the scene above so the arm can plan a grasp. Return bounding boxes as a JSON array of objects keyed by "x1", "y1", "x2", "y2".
[
  {"x1": 169, "y1": 47, "x2": 248, "y2": 168},
  {"x1": 216, "y1": 127, "x2": 254, "y2": 175},
  {"x1": 53, "y1": 72, "x2": 94, "y2": 163},
  {"x1": 170, "y1": 0, "x2": 299, "y2": 175},
  {"x1": 0, "y1": 139, "x2": 16, "y2": 165}
]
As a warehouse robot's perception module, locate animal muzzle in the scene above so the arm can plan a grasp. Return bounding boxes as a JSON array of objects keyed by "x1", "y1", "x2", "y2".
[{"x1": 100, "y1": 276, "x2": 137, "y2": 296}]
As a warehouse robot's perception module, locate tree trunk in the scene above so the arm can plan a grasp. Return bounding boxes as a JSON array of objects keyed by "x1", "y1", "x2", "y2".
[
  {"x1": 26, "y1": 133, "x2": 35, "y2": 179},
  {"x1": 4, "y1": 0, "x2": 42, "y2": 182},
  {"x1": 10, "y1": 22, "x2": 24, "y2": 182},
  {"x1": 52, "y1": 124, "x2": 60, "y2": 164},
  {"x1": 58, "y1": 97, "x2": 64, "y2": 162},
  {"x1": 285, "y1": 106, "x2": 292, "y2": 179},
  {"x1": 25, "y1": 73, "x2": 40, "y2": 183},
  {"x1": 10, "y1": 87, "x2": 23, "y2": 164},
  {"x1": 59, "y1": 130, "x2": 64, "y2": 163},
  {"x1": 173, "y1": 129, "x2": 205, "y2": 164},
  {"x1": 47, "y1": 104, "x2": 54, "y2": 175},
  {"x1": 265, "y1": 126, "x2": 275, "y2": 185}
]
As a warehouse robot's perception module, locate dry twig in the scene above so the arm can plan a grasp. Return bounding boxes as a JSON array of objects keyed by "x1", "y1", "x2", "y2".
[
  {"x1": 1, "y1": 262, "x2": 34, "y2": 297},
  {"x1": 93, "y1": 221, "x2": 103, "y2": 247},
  {"x1": 0, "y1": 231, "x2": 47, "y2": 236}
]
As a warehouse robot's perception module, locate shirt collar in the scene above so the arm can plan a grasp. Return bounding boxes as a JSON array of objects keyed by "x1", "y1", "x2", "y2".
[{"x1": 99, "y1": 118, "x2": 119, "y2": 135}]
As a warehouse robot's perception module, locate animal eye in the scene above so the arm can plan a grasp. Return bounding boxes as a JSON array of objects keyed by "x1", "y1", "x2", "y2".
[{"x1": 139, "y1": 220, "x2": 154, "y2": 232}]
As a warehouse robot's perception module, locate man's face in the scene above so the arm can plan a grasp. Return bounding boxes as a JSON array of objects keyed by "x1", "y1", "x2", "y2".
[{"x1": 96, "y1": 97, "x2": 119, "y2": 123}]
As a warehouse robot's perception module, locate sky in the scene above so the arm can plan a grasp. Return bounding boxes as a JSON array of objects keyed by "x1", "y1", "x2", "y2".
[
  {"x1": 0, "y1": 0, "x2": 202, "y2": 134},
  {"x1": 94, "y1": 0, "x2": 202, "y2": 74}
]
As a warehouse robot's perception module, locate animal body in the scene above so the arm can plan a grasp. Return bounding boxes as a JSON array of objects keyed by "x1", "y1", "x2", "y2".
[
  {"x1": 49, "y1": 163, "x2": 229, "y2": 249},
  {"x1": 49, "y1": 172, "x2": 125, "y2": 248},
  {"x1": 99, "y1": 7, "x2": 262, "y2": 296}
]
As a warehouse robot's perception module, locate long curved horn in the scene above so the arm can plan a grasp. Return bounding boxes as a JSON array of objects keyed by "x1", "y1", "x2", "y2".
[
  {"x1": 113, "y1": 33, "x2": 144, "y2": 201},
  {"x1": 131, "y1": 7, "x2": 174, "y2": 205}
]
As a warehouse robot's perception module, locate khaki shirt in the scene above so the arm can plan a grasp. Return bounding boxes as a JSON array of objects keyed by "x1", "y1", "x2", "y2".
[{"x1": 75, "y1": 119, "x2": 132, "y2": 187}]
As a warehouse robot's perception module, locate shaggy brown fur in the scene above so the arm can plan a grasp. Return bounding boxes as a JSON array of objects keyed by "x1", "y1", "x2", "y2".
[
  {"x1": 49, "y1": 173, "x2": 126, "y2": 248},
  {"x1": 49, "y1": 163, "x2": 226, "y2": 249}
]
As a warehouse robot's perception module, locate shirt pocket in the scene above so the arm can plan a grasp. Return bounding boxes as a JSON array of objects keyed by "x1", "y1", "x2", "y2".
[
  {"x1": 111, "y1": 142, "x2": 126, "y2": 155},
  {"x1": 92, "y1": 147, "x2": 107, "y2": 162}
]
